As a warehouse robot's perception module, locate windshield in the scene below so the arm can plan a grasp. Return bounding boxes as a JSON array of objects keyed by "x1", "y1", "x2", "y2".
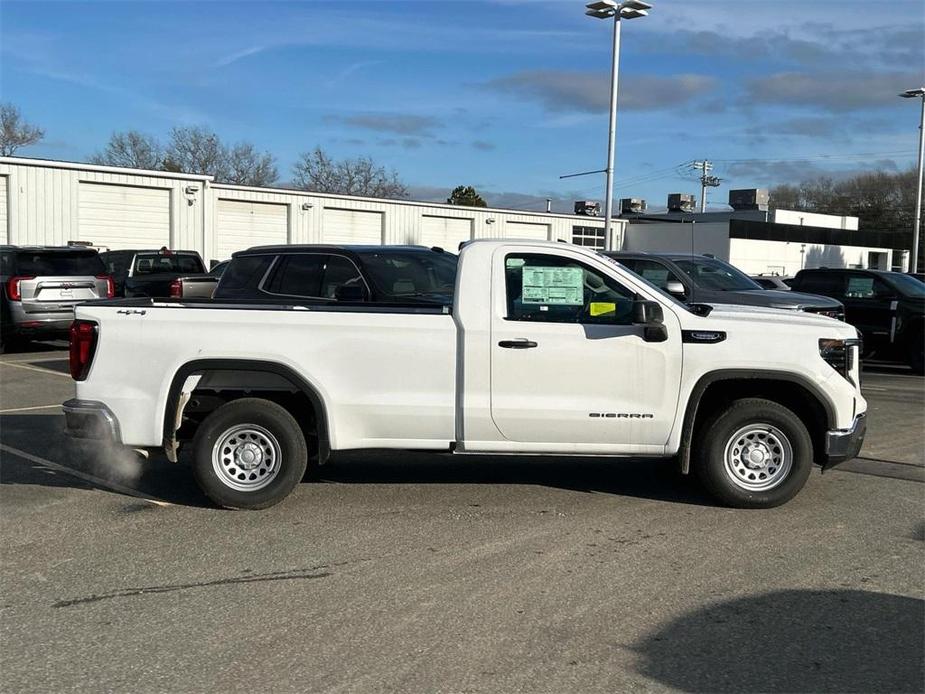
[
  {"x1": 359, "y1": 251, "x2": 458, "y2": 302},
  {"x1": 672, "y1": 257, "x2": 762, "y2": 291},
  {"x1": 15, "y1": 251, "x2": 105, "y2": 276},
  {"x1": 886, "y1": 273, "x2": 925, "y2": 298},
  {"x1": 133, "y1": 253, "x2": 204, "y2": 275}
]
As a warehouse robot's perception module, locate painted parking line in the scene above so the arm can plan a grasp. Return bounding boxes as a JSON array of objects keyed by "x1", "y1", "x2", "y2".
[
  {"x1": 0, "y1": 361, "x2": 71, "y2": 379},
  {"x1": 0, "y1": 443, "x2": 172, "y2": 507},
  {"x1": 0, "y1": 403, "x2": 62, "y2": 414}
]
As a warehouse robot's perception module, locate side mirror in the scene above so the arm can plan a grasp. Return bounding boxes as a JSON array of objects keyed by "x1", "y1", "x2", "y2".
[
  {"x1": 335, "y1": 285, "x2": 365, "y2": 302},
  {"x1": 633, "y1": 300, "x2": 668, "y2": 343},
  {"x1": 665, "y1": 280, "x2": 686, "y2": 296}
]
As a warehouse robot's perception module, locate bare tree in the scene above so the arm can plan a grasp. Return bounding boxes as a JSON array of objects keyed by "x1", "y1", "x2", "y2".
[
  {"x1": 770, "y1": 168, "x2": 922, "y2": 269},
  {"x1": 162, "y1": 126, "x2": 229, "y2": 180},
  {"x1": 292, "y1": 147, "x2": 408, "y2": 198},
  {"x1": 90, "y1": 131, "x2": 163, "y2": 169},
  {"x1": 225, "y1": 142, "x2": 278, "y2": 187},
  {"x1": 0, "y1": 103, "x2": 44, "y2": 156}
]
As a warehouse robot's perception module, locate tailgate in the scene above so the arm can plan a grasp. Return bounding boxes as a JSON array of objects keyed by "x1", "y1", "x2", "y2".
[{"x1": 20, "y1": 276, "x2": 108, "y2": 314}]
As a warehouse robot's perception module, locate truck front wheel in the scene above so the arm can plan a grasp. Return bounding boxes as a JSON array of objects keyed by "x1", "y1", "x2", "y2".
[
  {"x1": 693, "y1": 398, "x2": 813, "y2": 509},
  {"x1": 191, "y1": 398, "x2": 308, "y2": 510}
]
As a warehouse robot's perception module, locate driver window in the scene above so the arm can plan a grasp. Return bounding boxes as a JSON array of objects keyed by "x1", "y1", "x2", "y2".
[
  {"x1": 845, "y1": 275, "x2": 893, "y2": 299},
  {"x1": 504, "y1": 253, "x2": 635, "y2": 324}
]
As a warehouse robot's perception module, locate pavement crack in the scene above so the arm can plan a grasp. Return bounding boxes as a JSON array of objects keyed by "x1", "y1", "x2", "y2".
[{"x1": 52, "y1": 567, "x2": 331, "y2": 608}]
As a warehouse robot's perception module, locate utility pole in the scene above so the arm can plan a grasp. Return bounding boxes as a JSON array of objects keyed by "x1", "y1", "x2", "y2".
[{"x1": 691, "y1": 160, "x2": 720, "y2": 213}]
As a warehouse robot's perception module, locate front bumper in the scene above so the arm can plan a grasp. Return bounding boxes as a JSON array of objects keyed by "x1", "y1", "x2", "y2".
[
  {"x1": 823, "y1": 413, "x2": 866, "y2": 470},
  {"x1": 62, "y1": 399, "x2": 122, "y2": 443}
]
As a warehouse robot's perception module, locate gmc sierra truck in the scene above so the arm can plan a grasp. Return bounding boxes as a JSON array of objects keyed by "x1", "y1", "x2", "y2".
[{"x1": 63, "y1": 240, "x2": 866, "y2": 510}]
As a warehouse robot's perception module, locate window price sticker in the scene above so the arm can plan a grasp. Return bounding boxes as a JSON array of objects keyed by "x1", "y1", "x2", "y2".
[{"x1": 522, "y1": 266, "x2": 583, "y2": 305}]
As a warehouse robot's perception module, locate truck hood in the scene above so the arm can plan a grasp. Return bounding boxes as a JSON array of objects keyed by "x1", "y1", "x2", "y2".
[
  {"x1": 700, "y1": 288, "x2": 842, "y2": 310},
  {"x1": 692, "y1": 302, "x2": 855, "y2": 333}
]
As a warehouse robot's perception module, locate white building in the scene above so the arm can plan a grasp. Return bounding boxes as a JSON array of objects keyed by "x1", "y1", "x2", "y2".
[
  {"x1": 619, "y1": 193, "x2": 903, "y2": 276},
  {"x1": 0, "y1": 157, "x2": 621, "y2": 263}
]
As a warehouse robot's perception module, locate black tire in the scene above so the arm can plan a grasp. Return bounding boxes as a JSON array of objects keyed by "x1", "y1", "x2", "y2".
[
  {"x1": 191, "y1": 398, "x2": 308, "y2": 510},
  {"x1": 692, "y1": 398, "x2": 813, "y2": 509}
]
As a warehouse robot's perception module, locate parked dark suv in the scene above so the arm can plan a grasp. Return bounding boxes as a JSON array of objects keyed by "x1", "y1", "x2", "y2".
[
  {"x1": 213, "y1": 245, "x2": 458, "y2": 305},
  {"x1": 790, "y1": 268, "x2": 924, "y2": 373},
  {"x1": 0, "y1": 245, "x2": 113, "y2": 351},
  {"x1": 604, "y1": 252, "x2": 845, "y2": 320}
]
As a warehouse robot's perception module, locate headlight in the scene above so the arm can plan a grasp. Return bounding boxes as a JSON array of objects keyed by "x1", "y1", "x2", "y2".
[{"x1": 819, "y1": 338, "x2": 861, "y2": 384}]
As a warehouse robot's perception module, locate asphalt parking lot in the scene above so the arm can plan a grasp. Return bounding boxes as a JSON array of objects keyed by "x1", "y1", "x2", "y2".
[{"x1": 1, "y1": 343, "x2": 923, "y2": 693}]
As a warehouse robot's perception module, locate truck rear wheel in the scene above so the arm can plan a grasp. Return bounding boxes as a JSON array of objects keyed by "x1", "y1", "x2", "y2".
[
  {"x1": 693, "y1": 398, "x2": 813, "y2": 509},
  {"x1": 191, "y1": 398, "x2": 308, "y2": 510}
]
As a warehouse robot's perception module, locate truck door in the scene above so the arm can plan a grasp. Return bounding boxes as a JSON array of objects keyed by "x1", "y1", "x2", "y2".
[
  {"x1": 489, "y1": 249, "x2": 681, "y2": 448},
  {"x1": 843, "y1": 272, "x2": 898, "y2": 346}
]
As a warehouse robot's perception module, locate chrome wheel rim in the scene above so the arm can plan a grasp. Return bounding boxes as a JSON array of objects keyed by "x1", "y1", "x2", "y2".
[
  {"x1": 723, "y1": 424, "x2": 792, "y2": 492},
  {"x1": 212, "y1": 424, "x2": 281, "y2": 492}
]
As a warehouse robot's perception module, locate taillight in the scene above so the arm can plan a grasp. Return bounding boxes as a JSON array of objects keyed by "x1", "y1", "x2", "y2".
[
  {"x1": 6, "y1": 276, "x2": 35, "y2": 302},
  {"x1": 69, "y1": 320, "x2": 98, "y2": 381},
  {"x1": 168, "y1": 279, "x2": 182, "y2": 298},
  {"x1": 96, "y1": 274, "x2": 115, "y2": 299}
]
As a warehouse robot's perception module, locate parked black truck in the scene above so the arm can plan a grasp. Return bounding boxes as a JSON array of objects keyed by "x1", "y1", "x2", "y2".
[
  {"x1": 789, "y1": 268, "x2": 924, "y2": 373},
  {"x1": 99, "y1": 248, "x2": 208, "y2": 298}
]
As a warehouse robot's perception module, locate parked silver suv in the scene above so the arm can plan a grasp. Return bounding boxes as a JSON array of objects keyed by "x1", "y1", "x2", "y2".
[{"x1": 1, "y1": 246, "x2": 113, "y2": 351}]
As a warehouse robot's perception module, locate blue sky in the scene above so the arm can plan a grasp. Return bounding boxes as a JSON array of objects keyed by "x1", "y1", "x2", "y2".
[{"x1": 1, "y1": 0, "x2": 923, "y2": 212}]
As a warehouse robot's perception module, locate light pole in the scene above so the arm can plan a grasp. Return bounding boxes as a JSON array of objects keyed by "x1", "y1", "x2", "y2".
[
  {"x1": 585, "y1": 0, "x2": 651, "y2": 250},
  {"x1": 900, "y1": 87, "x2": 925, "y2": 273}
]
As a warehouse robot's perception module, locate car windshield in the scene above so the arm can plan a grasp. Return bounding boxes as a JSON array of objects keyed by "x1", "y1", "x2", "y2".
[
  {"x1": 886, "y1": 273, "x2": 925, "y2": 298},
  {"x1": 133, "y1": 253, "x2": 204, "y2": 275},
  {"x1": 359, "y1": 251, "x2": 458, "y2": 302},
  {"x1": 672, "y1": 257, "x2": 762, "y2": 291},
  {"x1": 15, "y1": 251, "x2": 105, "y2": 276}
]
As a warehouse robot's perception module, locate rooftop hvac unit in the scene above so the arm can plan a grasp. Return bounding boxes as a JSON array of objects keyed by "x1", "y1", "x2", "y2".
[
  {"x1": 620, "y1": 198, "x2": 647, "y2": 214},
  {"x1": 574, "y1": 200, "x2": 601, "y2": 217},
  {"x1": 667, "y1": 193, "x2": 696, "y2": 212},
  {"x1": 729, "y1": 188, "x2": 770, "y2": 211}
]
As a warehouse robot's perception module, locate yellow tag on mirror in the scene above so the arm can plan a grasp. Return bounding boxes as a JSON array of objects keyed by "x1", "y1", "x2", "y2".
[{"x1": 589, "y1": 302, "x2": 616, "y2": 317}]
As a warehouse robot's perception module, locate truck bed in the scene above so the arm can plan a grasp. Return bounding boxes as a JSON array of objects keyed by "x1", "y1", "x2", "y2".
[{"x1": 75, "y1": 297, "x2": 458, "y2": 450}]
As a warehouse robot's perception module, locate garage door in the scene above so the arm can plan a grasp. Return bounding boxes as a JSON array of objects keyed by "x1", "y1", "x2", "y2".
[
  {"x1": 78, "y1": 182, "x2": 170, "y2": 249},
  {"x1": 0, "y1": 176, "x2": 7, "y2": 245},
  {"x1": 504, "y1": 221, "x2": 549, "y2": 239},
  {"x1": 216, "y1": 199, "x2": 288, "y2": 260},
  {"x1": 421, "y1": 216, "x2": 472, "y2": 250},
  {"x1": 323, "y1": 208, "x2": 383, "y2": 244}
]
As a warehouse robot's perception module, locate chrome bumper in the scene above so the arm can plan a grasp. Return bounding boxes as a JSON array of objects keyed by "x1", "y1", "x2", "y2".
[
  {"x1": 823, "y1": 413, "x2": 866, "y2": 469},
  {"x1": 62, "y1": 399, "x2": 122, "y2": 443}
]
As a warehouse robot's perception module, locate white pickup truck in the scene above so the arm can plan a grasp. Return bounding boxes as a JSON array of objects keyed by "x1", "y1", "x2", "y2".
[{"x1": 63, "y1": 240, "x2": 866, "y2": 510}]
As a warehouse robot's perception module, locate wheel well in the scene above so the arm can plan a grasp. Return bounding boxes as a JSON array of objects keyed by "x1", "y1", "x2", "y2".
[
  {"x1": 684, "y1": 378, "x2": 830, "y2": 471},
  {"x1": 165, "y1": 362, "x2": 330, "y2": 464}
]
